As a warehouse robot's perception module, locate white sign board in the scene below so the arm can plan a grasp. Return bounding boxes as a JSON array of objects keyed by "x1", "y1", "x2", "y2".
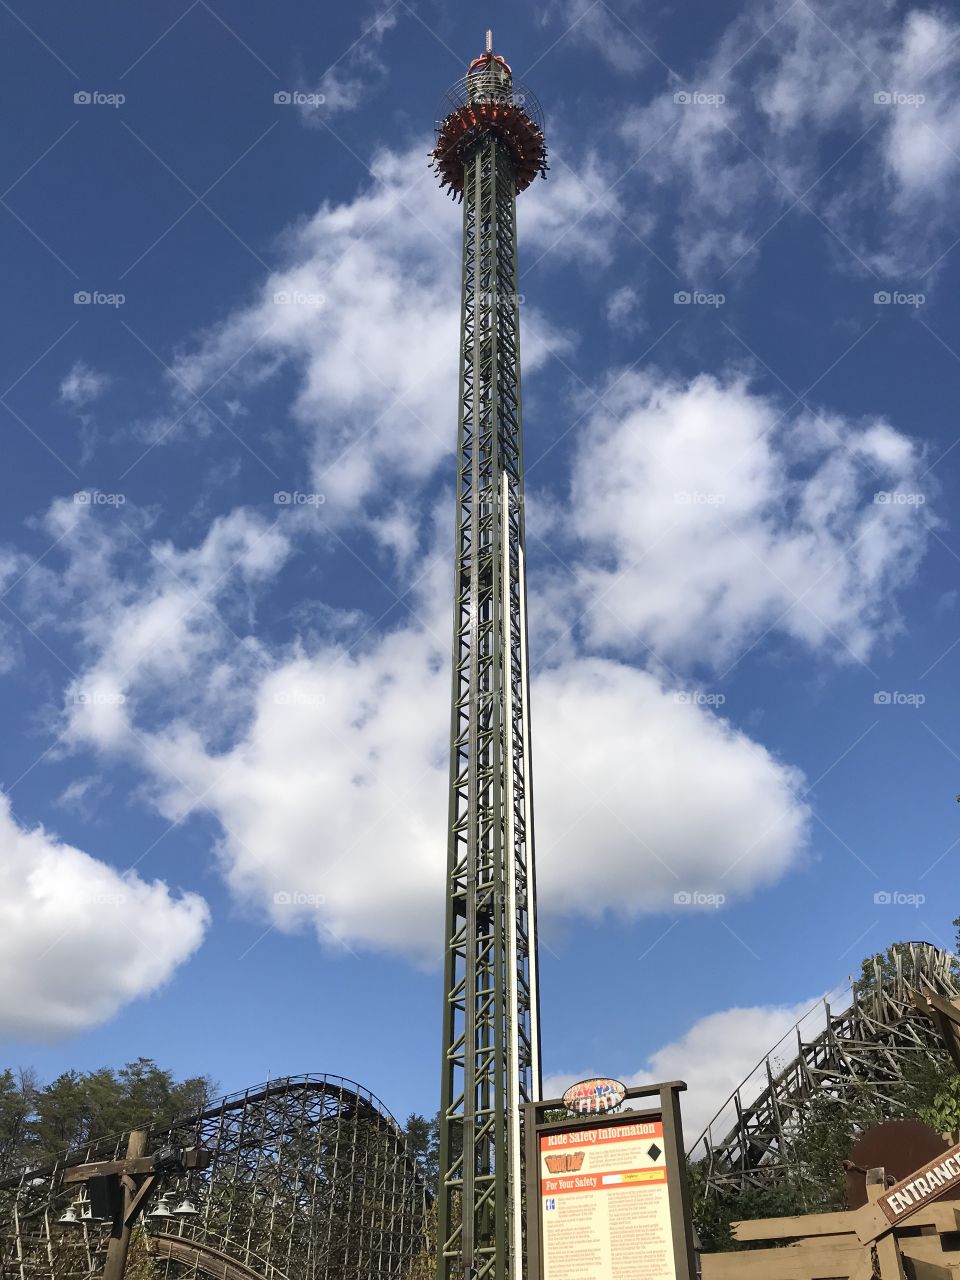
[{"x1": 539, "y1": 1120, "x2": 678, "y2": 1280}]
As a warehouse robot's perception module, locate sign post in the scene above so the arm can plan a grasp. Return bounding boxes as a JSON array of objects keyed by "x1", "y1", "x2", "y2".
[{"x1": 524, "y1": 1081, "x2": 697, "y2": 1280}]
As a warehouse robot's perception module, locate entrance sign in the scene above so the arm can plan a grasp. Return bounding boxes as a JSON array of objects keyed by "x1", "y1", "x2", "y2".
[
  {"x1": 525, "y1": 1081, "x2": 697, "y2": 1280},
  {"x1": 854, "y1": 1137, "x2": 960, "y2": 1244}
]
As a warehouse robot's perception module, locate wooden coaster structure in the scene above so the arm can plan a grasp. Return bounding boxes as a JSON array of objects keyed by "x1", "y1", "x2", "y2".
[
  {"x1": 701, "y1": 978, "x2": 960, "y2": 1278},
  {"x1": 695, "y1": 943, "x2": 960, "y2": 1200}
]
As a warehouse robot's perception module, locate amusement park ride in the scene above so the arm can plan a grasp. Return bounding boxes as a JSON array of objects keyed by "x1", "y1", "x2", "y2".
[
  {"x1": 5, "y1": 29, "x2": 960, "y2": 1280},
  {"x1": 431, "y1": 31, "x2": 546, "y2": 1280}
]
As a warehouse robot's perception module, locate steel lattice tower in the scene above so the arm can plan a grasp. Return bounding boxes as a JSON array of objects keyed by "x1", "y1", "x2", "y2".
[{"x1": 432, "y1": 34, "x2": 548, "y2": 1280}]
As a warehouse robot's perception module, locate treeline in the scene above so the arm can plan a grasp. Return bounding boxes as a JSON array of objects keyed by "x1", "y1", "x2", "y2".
[{"x1": 0, "y1": 1058, "x2": 215, "y2": 1178}]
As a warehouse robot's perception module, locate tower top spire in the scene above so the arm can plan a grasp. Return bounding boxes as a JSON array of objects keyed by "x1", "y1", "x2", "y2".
[{"x1": 486, "y1": 28, "x2": 493, "y2": 53}]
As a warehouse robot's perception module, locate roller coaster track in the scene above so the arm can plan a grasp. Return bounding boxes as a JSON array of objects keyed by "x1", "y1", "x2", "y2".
[
  {"x1": 692, "y1": 941, "x2": 960, "y2": 1197},
  {"x1": 147, "y1": 1233, "x2": 279, "y2": 1280},
  {"x1": 0, "y1": 1073, "x2": 428, "y2": 1280}
]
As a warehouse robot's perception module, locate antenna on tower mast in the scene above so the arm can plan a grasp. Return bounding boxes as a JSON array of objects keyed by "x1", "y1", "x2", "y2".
[{"x1": 486, "y1": 28, "x2": 493, "y2": 52}]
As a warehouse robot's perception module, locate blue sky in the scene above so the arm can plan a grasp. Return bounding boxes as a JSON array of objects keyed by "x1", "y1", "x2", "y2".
[{"x1": 1, "y1": 0, "x2": 959, "y2": 1146}]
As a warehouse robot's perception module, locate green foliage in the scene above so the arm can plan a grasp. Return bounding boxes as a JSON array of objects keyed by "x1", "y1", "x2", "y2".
[
  {"x1": 124, "y1": 1227, "x2": 162, "y2": 1280},
  {"x1": 689, "y1": 1089, "x2": 882, "y2": 1253},
  {"x1": 0, "y1": 1068, "x2": 37, "y2": 1173},
  {"x1": 919, "y1": 1074, "x2": 960, "y2": 1135},
  {"x1": 404, "y1": 1111, "x2": 440, "y2": 1196},
  {"x1": 404, "y1": 1198, "x2": 437, "y2": 1280},
  {"x1": 0, "y1": 1058, "x2": 216, "y2": 1176}
]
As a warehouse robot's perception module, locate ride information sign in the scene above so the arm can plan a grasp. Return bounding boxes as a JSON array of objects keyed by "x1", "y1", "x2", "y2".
[{"x1": 539, "y1": 1120, "x2": 678, "y2": 1280}]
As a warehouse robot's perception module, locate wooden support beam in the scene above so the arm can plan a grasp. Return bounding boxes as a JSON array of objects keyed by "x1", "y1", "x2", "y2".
[
  {"x1": 63, "y1": 1148, "x2": 209, "y2": 1183},
  {"x1": 903, "y1": 1260, "x2": 955, "y2": 1280},
  {"x1": 909, "y1": 984, "x2": 960, "y2": 1073},
  {"x1": 733, "y1": 1210, "x2": 861, "y2": 1240},
  {"x1": 701, "y1": 1242, "x2": 870, "y2": 1278},
  {"x1": 123, "y1": 1174, "x2": 156, "y2": 1228},
  {"x1": 102, "y1": 1130, "x2": 146, "y2": 1280},
  {"x1": 876, "y1": 1232, "x2": 907, "y2": 1280}
]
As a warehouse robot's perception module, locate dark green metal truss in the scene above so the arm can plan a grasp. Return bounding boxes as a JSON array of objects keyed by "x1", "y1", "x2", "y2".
[{"x1": 436, "y1": 114, "x2": 542, "y2": 1280}]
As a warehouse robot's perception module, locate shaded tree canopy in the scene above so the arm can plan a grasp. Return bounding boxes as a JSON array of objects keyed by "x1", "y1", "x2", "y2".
[
  {"x1": 0, "y1": 1058, "x2": 216, "y2": 1177},
  {"x1": 403, "y1": 1111, "x2": 439, "y2": 1196}
]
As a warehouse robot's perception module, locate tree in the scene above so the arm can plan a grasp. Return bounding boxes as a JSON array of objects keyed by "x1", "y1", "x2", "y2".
[
  {"x1": 0, "y1": 1059, "x2": 217, "y2": 1175},
  {"x1": 0, "y1": 1069, "x2": 37, "y2": 1176},
  {"x1": 404, "y1": 1111, "x2": 439, "y2": 1196}
]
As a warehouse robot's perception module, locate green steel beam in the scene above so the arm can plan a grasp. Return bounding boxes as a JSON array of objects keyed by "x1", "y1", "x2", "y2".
[{"x1": 434, "y1": 46, "x2": 546, "y2": 1280}]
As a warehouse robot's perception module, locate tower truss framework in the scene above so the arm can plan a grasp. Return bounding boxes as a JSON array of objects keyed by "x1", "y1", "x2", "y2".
[{"x1": 432, "y1": 38, "x2": 547, "y2": 1280}]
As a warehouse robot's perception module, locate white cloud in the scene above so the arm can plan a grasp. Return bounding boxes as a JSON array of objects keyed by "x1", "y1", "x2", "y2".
[
  {"x1": 0, "y1": 793, "x2": 208, "y2": 1038},
  {"x1": 565, "y1": 370, "x2": 930, "y2": 667},
  {"x1": 534, "y1": 658, "x2": 807, "y2": 919},
  {"x1": 619, "y1": 0, "x2": 960, "y2": 275},
  {"x1": 162, "y1": 143, "x2": 581, "y2": 534},
  {"x1": 545, "y1": 995, "x2": 823, "y2": 1149},
  {"x1": 41, "y1": 502, "x2": 809, "y2": 959},
  {"x1": 883, "y1": 11, "x2": 960, "y2": 198},
  {"x1": 13, "y1": 343, "x2": 932, "y2": 969},
  {"x1": 300, "y1": 4, "x2": 399, "y2": 120},
  {"x1": 539, "y1": 0, "x2": 648, "y2": 72},
  {"x1": 104, "y1": 643, "x2": 807, "y2": 960},
  {"x1": 605, "y1": 284, "x2": 645, "y2": 334},
  {"x1": 518, "y1": 146, "x2": 635, "y2": 270},
  {"x1": 22, "y1": 500, "x2": 291, "y2": 752},
  {"x1": 20, "y1": 353, "x2": 934, "y2": 966},
  {"x1": 59, "y1": 360, "x2": 109, "y2": 409}
]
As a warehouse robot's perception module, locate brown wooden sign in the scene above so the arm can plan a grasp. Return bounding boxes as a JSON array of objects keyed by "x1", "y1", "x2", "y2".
[{"x1": 854, "y1": 1140, "x2": 960, "y2": 1244}]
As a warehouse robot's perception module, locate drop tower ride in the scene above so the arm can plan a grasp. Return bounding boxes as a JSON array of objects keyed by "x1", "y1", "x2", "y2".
[{"x1": 432, "y1": 32, "x2": 549, "y2": 1280}]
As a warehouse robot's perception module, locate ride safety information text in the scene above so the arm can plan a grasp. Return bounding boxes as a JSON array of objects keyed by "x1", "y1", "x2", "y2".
[{"x1": 539, "y1": 1122, "x2": 677, "y2": 1280}]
